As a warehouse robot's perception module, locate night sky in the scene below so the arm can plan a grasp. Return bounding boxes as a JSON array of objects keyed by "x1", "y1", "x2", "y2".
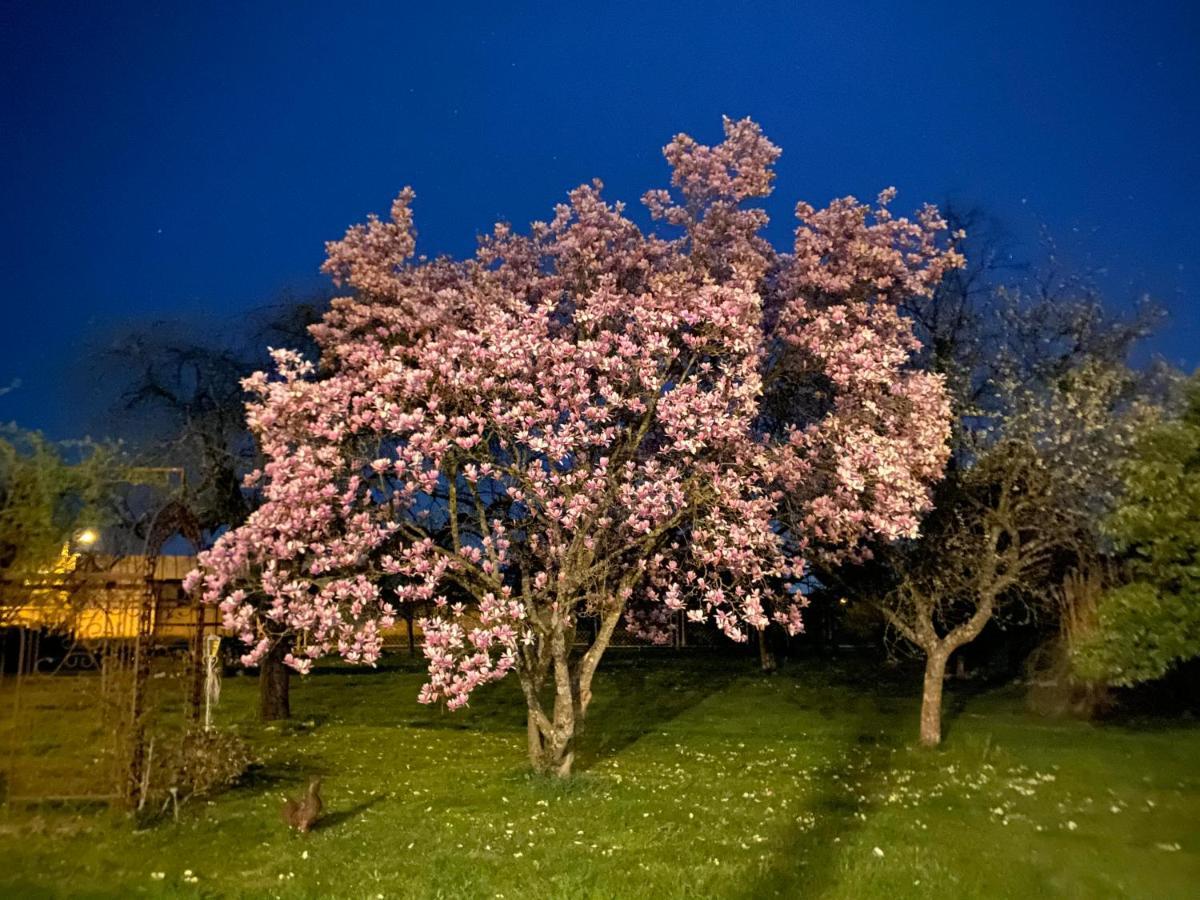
[{"x1": 3, "y1": 1, "x2": 1197, "y2": 437}]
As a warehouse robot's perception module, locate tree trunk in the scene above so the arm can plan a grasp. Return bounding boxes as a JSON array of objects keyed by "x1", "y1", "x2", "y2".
[
  {"x1": 534, "y1": 626, "x2": 581, "y2": 777},
  {"x1": 757, "y1": 626, "x2": 777, "y2": 674},
  {"x1": 526, "y1": 690, "x2": 578, "y2": 778},
  {"x1": 523, "y1": 646, "x2": 580, "y2": 778},
  {"x1": 259, "y1": 637, "x2": 291, "y2": 722},
  {"x1": 405, "y1": 606, "x2": 416, "y2": 657},
  {"x1": 919, "y1": 648, "x2": 949, "y2": 747},
  {"x1": 521, "y1": 603, "x2": 624, "y2": 778},
  {"x1": 187, "y1": 601, "x2": 208, "y2": 723}
]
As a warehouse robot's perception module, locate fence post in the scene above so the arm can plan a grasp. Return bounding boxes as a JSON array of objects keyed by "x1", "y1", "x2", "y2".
[
  {"x1": 203, "y1": 634, "x2": 222, "y2": 731},
  {"x1": 3, "y1": 629, "x2": 27, "y2": 803},
  {"x1": 188, "y1": 599, "x2": 207, "y2": 723}
]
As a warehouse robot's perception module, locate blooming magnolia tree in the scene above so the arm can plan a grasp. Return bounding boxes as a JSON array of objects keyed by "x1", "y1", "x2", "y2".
[{"x1": 187, "y1": 118, "x2": 960, "y2": 776}]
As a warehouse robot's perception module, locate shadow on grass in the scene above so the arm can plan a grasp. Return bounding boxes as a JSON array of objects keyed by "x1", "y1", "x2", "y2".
[
  {"x1": 393, "y1": 652, "x2": 753, "y2": 773},
  {"x1": 573, "y1": 653, "x2": 749, "y2": 772},
  {"x1": 736, "y1": 661, "x2": 1013, "y2": 896},
  {"x1": 741, "y1": 728, "x2": 898, "y2": 899},
  {"x1": 313, "y1": 794, "x2": 385, "y2": 831},
  {"x1": 238, "y1": 764, "x2": 294, "y2": 791},
  {"x1": 940, "y1": 677, "x2": 1001, "y2": 744}
]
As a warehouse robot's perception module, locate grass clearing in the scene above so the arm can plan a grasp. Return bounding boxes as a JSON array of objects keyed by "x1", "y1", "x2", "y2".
[{"x1": 1, "y1": 654, "x2": 1198, "y2": 898}]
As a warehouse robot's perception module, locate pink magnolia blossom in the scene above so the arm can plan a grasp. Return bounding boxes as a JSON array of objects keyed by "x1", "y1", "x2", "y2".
[{"x1": 188, "y1": 117, "x2": 959, "y2": 742}]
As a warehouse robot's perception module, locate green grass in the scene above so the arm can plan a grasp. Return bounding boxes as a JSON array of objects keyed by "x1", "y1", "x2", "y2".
[{"x1": 1, "y1": 653, "x2": 1198, "y2": 898}]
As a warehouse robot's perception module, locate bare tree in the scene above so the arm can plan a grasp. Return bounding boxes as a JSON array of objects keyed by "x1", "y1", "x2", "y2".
[
  {"x1": 816, "y1": 203, "x2": 1165, "y2": 745},
  {"x1": 873, "y1": 328, "x2": 1158, "y2": 745},
  {"x1": 878, "y1": 438, "x2": 1077, "y2": 745},
  {"x1": 87, "y1": 295, "x2": 327, "y2": 720}
]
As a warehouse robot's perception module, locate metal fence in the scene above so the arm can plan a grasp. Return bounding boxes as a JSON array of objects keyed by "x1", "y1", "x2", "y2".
[{"x1": 0, "y1": 551, "x2": 216, "y2": 811}]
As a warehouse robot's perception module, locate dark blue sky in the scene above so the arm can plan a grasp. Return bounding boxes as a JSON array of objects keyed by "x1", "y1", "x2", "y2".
[{"x1": 3, "y1": 1, "x2": 1197, "y2": 437}]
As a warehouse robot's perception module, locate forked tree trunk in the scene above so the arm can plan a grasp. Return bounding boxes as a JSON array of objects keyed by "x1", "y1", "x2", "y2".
[
  {"x1": 521, "y1": 604, "x2": 624, "y2": 778},
  {"x1": 887, "y1": 587, "x2": 1000, "y2": 750},
  {"x1": 526, "y1": 688, "x2": 579, "y2": 777},
  {"x1": 524, "y1": 626, "x2": 582, "y2": 777},
  {"x1": 260, "y1": 636, "x2": 291, "y2": 722},
  {"x1": 919, "y1": 648, "x2": 950, "y2": 747}
]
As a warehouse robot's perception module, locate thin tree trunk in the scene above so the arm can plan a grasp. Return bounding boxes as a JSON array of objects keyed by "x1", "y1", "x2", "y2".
[
  {"x1": 527, "y1": 706, "x2": 544, "y2": 768},
  {"x1": 187, "y1": 601, "x2": 207, "y2": 723},
  {"x1": 757, "y1": 626, "x2": 777, "y2": 674},
  {"x1": 259, "y1": 636, "x2": 291, "y2": 722},
  {"x1": 919, "y1": 648, "x2": 949, "y2": 747}
]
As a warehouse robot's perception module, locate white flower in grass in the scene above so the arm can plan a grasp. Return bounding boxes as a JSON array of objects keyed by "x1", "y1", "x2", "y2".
[{"x1": 873, "y1": 847, "x2": 885, "y2": 858}]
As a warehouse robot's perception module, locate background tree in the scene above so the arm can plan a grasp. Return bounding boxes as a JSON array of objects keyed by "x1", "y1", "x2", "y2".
[
  {"x1": 825, "y1": 228, "x2": 1163, "y2": 744},
  {"x1": 93, "y1": 298, "x2": 327, "y2": 537},
  {"x1": 0, "y1": 428, "x2": 122, "y2": 629},
  {"x1": 188, "y1": 118, "x2": 961, "y2": 776},
  {"x1": 1074, "y1": 374, "x2": 1200, "y2": 686},
  {"x1": 875, "y1": 363, "x2": 1141, "y2": 745},
  {"x1": 91, "y1": 297, "x2": 327, "y2": 720}
]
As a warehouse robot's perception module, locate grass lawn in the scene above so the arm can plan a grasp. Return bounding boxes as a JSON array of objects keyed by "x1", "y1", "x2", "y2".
[{"x1": 1, "y1": 652, "x2": 1198, "y2": 898}]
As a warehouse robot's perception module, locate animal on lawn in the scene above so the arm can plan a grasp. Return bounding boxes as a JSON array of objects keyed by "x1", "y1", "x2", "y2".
[{"x1": 280, "y1": 776, "x2": 323, "y2": 833}]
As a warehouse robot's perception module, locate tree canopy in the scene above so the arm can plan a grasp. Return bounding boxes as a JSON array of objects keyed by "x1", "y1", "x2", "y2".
[
  {"x1": 1075, "y1": 375, "x2": 1200, "y2": 686},
  {"x1": 0, "y1": 429, "x2": 121, "y2": 625},
  {"x1": 187, "y1": 118, "x2": 962, "y2": 774}
]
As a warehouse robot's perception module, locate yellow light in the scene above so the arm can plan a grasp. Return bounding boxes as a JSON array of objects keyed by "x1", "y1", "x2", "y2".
[
  {"x1": 838, "y1": 597, "x2": 848, "y2": 606},
  {"x1": 76, "y1": 528, "x2": 98, "y2": 547}
]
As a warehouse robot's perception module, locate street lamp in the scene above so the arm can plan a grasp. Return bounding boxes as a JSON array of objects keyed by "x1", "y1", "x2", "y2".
[{"x1": 75, "y1": 528, "x2": 98, "y2": 548}]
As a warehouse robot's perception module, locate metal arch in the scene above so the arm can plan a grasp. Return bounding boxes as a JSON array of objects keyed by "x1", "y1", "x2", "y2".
[{"x1": 126, "y1": 498, "x2": 204, "y2": 809}]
